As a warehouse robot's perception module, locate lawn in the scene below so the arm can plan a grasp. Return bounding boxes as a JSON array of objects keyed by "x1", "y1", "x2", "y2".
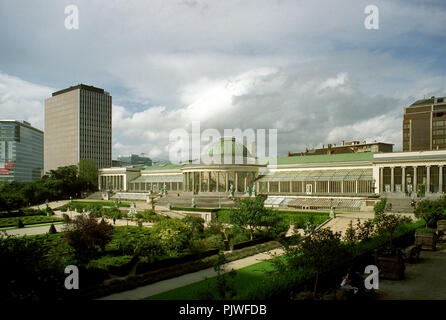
[
  {"x1": 217, "y1": 209, "x2": 329, "y2": 228},
  {"x1": 69, "y1": 200, "x2": 131, "y2": 208},
  {"x1": 0, "y1": 215, "x2": 63, "y2": 228},
  {"x1": 146, "y1": 256, "x2": 283, "y2": 300}
]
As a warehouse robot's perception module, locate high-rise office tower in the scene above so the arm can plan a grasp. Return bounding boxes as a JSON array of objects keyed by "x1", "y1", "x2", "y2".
[
  {"x1": 44, "y1": 84, "x2": 112, "y2": 173},
  {"x1": 0, "y1": 120, "x2": 43, "y2": 182},
  {"x1": 403, "y1": 96, "x2": 446, "y2": 152}
]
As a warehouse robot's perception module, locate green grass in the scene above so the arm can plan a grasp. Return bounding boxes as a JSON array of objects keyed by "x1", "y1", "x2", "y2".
[
  {"x1": 217, "y1": 209, "x2": 329, "y2": 228},
  {"x1": 146, "y1": 256, "x2": 281, "y2": 300},
  {"x1": 0, "y1": 216, "x2": 63, "y2": 228},
  {"x1": 69, "y1": 200, "x2": 131, "y2": 208}
]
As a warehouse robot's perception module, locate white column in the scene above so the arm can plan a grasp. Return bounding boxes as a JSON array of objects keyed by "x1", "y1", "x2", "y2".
[
  {"x1": 402, "y1": 167, "x2": 406, "y2": 193},
  {"x1": 199, "y1": 172, "x2": 202, "y2": 193},
  {"x1": 440, "y1": 166, "x2": 443, "y2": 193},
  {"x1": 341, "y1": 180, "x2": 344, "y2": 194},
  {"x1": 216, "y1": 172, "x2": 219, "y2": 192},
  {"x1": 289, "y1": 181, "x2": 292, "y2": 193},
  {"x1": 355, "y1": 180, "x2": 358, "y2": 194},
  {"x1": 391, "y1": 167, "x2": 395, "y2": 193},
  {"x1": 426, "y1": 166, "x2": 431, "y2": 193},
  {"x1": 267, "y1": 181, "x2": 270, "y2": 193},
  {"x1": 208, "y1": 172, "x2": 211, "y2": 192},
  {"x1": 235, "y1": 172, "x2": 238, "y2": 192},
  {"x1": 327, "y1": 180, "x2": 330, "y2": 194},
  {"x1": 226, "y1": 172, "x2": 229, "y2": 192},
  {"x1": 413, "y1": 166, "x2": 417, "y2": 194},
  {"x1": 380, "y1": 167, "x2": 384, "y2": 194}
]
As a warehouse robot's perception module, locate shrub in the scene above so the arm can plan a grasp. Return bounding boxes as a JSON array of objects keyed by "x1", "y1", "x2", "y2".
[
  {"x1": 62, "y1": 213, "x2": 70, "y2": 224},
  {"x1": 205, "y1": 234, "x2": 225, "y2": 250},
  {"x1": 374, "y1": 198, "x2": 392, "y2": 216},
  {"x1": 16, "y1": 219, "x2": 24, "y2": 228},
  {"x1": 182, "y1": 215, "x2": 205, "y2": 239},
  {"x1": 64, "y1": 215, "x2": 114, "y2": 264},
  {"x1": 414, "y1": 199, "x2": 445, "y2": 228},
  {"x1": 48, "y1": 223, "x2": 57, "y2": 234},
  {"x1": 230, "y1": 233, "x2": 250, "y2": 247},
  {"x1": 152, "y1": 218, "x2": 192, "y2": 252}
]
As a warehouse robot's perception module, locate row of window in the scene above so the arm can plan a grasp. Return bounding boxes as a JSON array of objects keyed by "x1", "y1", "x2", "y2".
[
  {"x1": 433, "y1": 138, "x2": 446, "y2": 145},
  {"x1": 433, "y1": 129, "x2": 446, "y2": 136},
  {"x1": 433, "y1": 120, "x2": 446, "y2": 127}
]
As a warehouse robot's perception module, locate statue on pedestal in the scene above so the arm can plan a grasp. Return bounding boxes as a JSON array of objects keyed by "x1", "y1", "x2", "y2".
[
  {"x1": 229, "y1": 183, "x2": 234, "y2": 197},
  {"x1": 251, "y1": 184, "x2": 256, "y2": 197},
  {"x1": 329, "y1": 206, "x2": 336, "y2": 219}
]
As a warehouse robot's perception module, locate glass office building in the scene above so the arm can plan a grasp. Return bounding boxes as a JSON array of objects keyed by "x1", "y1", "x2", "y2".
[{"x1": 0, "y1": 120, "x2": 44, "y2": 182}]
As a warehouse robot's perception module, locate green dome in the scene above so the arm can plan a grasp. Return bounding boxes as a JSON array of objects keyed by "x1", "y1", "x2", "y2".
[{"x1": 206, "y1": 138, "x2": 250, "y2": 158}]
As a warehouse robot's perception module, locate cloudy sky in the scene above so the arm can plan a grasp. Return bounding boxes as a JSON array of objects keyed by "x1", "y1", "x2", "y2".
[{"x1": 1, "y1": 0, "x2": 445, "y2": 160}]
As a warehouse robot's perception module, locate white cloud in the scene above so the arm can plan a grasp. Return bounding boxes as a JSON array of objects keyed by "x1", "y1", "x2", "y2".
[{"x1": 0, "y1": 72, "x2": 53, "y2": 130}]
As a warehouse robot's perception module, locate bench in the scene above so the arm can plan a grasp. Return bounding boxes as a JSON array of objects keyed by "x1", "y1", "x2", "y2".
[{"x1": 403, "y1": 244, "x2": 422, "y2": 263}]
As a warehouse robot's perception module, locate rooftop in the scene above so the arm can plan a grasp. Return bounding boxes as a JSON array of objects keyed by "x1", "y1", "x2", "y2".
[
  {"x1": 409, "y1": 96, "x2": 445, "y2": 108},
  {"x1": 263, "y1": 152, "x2": 375, "y2": 166},
  {"x1": 52, "y1": 84, "x2": 109, "y2": 97}
]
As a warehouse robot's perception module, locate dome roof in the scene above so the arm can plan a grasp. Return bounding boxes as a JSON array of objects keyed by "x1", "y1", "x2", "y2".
[{"x1": 206, "y1": 138, "x2": 251, "y2": 158}]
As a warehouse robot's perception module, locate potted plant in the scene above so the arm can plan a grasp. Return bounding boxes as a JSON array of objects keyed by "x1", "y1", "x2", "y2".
[
  {"x1": 374, "y1": 212, "x2": 411, "y2": 280},
  {"x1": 415, "y1": 227, "x2": 437, "y2": 250},
  {"x1": 414, "y1": 200, "x2": 443, "y2": 250}
]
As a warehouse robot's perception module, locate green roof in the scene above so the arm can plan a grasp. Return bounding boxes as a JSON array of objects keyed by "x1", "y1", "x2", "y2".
[
  {"x1": 261, "y1": 152, "x2": 375, "y2": 165},
  {"x1": 142, "y1": 163, "x2": 184, "y2": 171},
  {"x1": 207, "y1": 139, "x2": 250, "y2": 157}
]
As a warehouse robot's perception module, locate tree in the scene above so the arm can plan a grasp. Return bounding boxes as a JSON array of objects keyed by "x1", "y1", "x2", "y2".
[
  {"x1": 152, "y1": 218, "x2": 192, "y2": 252},
  {"x1": 182, "y1": 215, "x2": 205, "y2": 239},
  {"x1": 78, "y1": 158, "x2": 98, "y2": 192},
  {"x1": 374, "y1": 198, "x2": 392, "y2": 217},
  {"x1": 48, "y1": 223, "x2": 57, "y2": 234},
  {"x1": 64, "y1": 215, "x2": 114, "y2": 264},
  {"x1": 299, "y1": 228, "x2": 347, "y2": 297},
  {"x1": 230, "y1": 197, "x2": 279, "y2": 240},
  {"x1": 374, "y1": 212, "x2": 411, "y2": 249},
  {"x1": 414, "y1": 199, "x2": 445, "y2": 228}
]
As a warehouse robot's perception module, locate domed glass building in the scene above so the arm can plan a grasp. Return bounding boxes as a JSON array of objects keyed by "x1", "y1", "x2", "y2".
[{"x1": 184, "y1": 137, "x2": 261, "y2": 193}]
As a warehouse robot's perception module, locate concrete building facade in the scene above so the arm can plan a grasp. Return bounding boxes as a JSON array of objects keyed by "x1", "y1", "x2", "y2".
[
  {"x1": 44, "y1": 84, "x2": 112, "y2": 173},
  {"x1": 403, "y1": 96, "x2": 446, "y2": 152},
  {"x1": 0, "y1": 120, "x2": 43, "y2": 182}
]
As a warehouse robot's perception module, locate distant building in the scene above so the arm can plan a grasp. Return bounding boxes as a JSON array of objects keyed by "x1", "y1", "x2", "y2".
[
  {"x1": 288, "y1": 140, "x2": 393, "y2": 157},
  {"x1": 0, "y1": 120, "x2": 43, "y2": 182},
  {"x1": 116, "y1": 154, "x2": 152, "y2": 167},
  {"x1": 403, "y1": 96, "x2": 446, "y2": 152},
  {"x1": 44, "y1": 84, "x2": 112, "y2": 173}
]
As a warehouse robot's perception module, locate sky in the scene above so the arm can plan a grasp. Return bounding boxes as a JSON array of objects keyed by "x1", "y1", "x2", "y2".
[{"x1": 1, "y1": 0, "x2": 445, "y2": 160}]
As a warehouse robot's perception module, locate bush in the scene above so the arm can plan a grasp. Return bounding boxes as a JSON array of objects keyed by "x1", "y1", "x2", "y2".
[
  {"x1": 414, "y1": 199, "x2": 445, "y2": 228},
  {"x1": 64, "y1": 215, "x2": 114, "y2": 264},
  {"x1": 204, "y1": 234, "x2": 225, "y2": 250},
  {"x1": 16, "y1": 219, "x2": 24, "y2": 228},
  {"x1": 374, "y1": 198, "x2": 392, "y2": 216},
  {"x1": 48, "y1": 223, "x2": 57, "y2": 234},
  {"x1": 62, "y1": 213, "x2": 70, "y2": 224}
]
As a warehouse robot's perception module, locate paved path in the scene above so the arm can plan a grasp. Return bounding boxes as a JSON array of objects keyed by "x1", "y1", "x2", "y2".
[
  {"x1": 98, "y1": 248, "x2": 284, "y2": 300},
  {"x1": 322, "y1": 212, "x2": 415, "y2": 237},
  {"x1": 376, "y1": 241, "x2": 446, "y2": 300}
]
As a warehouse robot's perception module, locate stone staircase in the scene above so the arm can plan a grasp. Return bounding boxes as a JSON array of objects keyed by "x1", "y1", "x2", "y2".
[
  {"x1": 386, "y1": 197, "x2": 414, "y2": 213},
  {"x1": 84, "y1": 191, "x2": 104, "y2": 200}
]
